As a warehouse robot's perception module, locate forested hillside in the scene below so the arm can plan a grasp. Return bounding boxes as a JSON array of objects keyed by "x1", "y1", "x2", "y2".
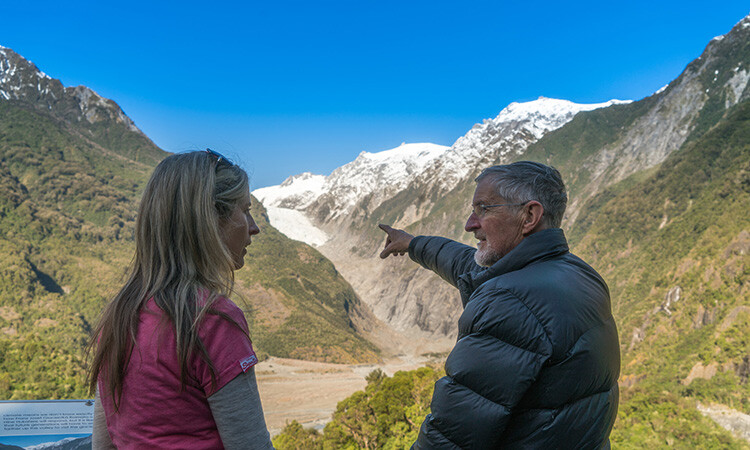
[
  {"x1": 572, "y1": 95, "x2": 750, "y2": 448},
  {"x1": 237, "y1": 199, "x2": 379, "y2": 363},
  {"x1": 0, "y1": 99, "x2": 163, "y2": 399},
  {"x1": 0, "y1": 48, "x2": 378, "y2": 400}
]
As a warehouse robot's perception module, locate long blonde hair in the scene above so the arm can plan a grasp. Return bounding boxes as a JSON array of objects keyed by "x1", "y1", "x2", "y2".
[{"x1": 88, "y1": 151, "x2": 249, "y2": 409}]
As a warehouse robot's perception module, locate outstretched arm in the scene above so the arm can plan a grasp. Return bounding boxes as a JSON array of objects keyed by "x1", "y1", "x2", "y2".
[{"x1": 379, "y1": 224, "x2": 478, "y2": 290}]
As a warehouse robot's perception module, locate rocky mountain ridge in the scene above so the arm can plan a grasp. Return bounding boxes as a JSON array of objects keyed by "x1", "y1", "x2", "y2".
[
  {"x1": 547, "y1": 14, "x2": 750, "y2": 224},
  {"x1": 0, "y1": 46, "x2": 140, "y2": 135},
  {"x1": 416, "y1": 98, "x2": 629, "y2": 198}
]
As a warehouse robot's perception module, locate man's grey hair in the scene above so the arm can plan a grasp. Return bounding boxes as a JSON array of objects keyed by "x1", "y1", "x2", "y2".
[{"x1": 475, "y1": 161, "x2": 567, "y2": 228}]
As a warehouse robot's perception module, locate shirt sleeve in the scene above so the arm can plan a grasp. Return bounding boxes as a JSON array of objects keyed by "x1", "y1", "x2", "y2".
[
  {"x1": 193, "y1": 297, "x2": 259, "y2": 397},
  {"x1": 208, "y1": 368, "x2": 274, "y2": 449}
]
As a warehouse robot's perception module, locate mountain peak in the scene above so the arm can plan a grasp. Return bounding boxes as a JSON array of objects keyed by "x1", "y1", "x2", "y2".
[
  {"x1": 281, "y1": 171, "x2": 319, "y2": 185},
  {"x1": 358, "y1": 142, "x2": 449, "y2": 163},
  {"x1": 411, "y1": 96, "x2": 632, "y2": 196},
  {"x1": 0, "y1": 45, "x2": 142, "y2": 135},
  {"x1": 255, "y1": 172, "x2": 326, "y2": 209},
  {"x1": 495, "y1": 97, "x2": 630, "y2": 128}
]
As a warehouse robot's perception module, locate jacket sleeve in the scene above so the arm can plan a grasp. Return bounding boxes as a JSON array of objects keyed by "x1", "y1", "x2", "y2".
[
  {"x1": 414, "y1": 288, "x2": 553, "y2": 449},
  {"x1": 409, "y1": 236, "x2": 479, "y2": 289}
]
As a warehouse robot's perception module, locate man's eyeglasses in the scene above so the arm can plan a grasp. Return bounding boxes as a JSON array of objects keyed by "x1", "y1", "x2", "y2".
[
  {"x1": 471, "y1": 201, "x2": 530, "y2": 217},
  {"x1": 205, "y1": 148, "x2": 234, "y2": 166}
]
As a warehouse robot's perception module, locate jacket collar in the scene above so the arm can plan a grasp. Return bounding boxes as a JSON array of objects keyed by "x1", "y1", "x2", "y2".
[{"x1": 457, "y1": 228, "x2": 569, "y2": 306}]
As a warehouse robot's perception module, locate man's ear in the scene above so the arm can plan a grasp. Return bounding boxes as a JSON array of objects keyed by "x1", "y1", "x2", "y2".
[{"x1": 521, "y1": 201, "x2": 545, "y2": 235}]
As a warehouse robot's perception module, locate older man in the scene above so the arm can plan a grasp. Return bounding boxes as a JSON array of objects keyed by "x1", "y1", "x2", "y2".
[{"x1": 379, "y1": 161, "x2": 619, "y2": 449}]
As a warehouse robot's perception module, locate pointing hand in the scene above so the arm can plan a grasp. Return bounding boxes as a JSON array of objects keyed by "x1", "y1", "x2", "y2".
[{"x1": 378, "y1": 224, "x2": 414, "y2": 259}]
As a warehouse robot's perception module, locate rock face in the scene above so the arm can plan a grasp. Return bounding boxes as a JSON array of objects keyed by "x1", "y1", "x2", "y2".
[
  {"x1": 0, "y1": 45, "x2": 141, "y2": 133},
  {"x1": 697, "y1": 403, "x2": 750, "y2": 443},
  {"x1": 661, "y1": 286, "x2": 682, "y2": 316},
  {"x1": 559, "y1": 15, "x2": 750, "y2": 224}
]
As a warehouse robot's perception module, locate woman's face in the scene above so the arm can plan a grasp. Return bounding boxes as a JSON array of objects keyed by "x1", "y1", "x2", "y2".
[{"x1": 219, "y1": 191, "x2": 260, "y2": 270}]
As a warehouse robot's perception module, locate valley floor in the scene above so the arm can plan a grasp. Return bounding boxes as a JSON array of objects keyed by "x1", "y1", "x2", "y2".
[
  {"x1": 256, "y1": 355, "x2": 438, "y2": 436},
  {"x1": 257, "y1": 356, "x2": 750, "y2": 445}
]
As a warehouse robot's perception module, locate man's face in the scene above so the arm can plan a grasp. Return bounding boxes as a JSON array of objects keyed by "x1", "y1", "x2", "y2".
[{"x1": 465, "y1": 178, "x2": 525, "y2": 267}]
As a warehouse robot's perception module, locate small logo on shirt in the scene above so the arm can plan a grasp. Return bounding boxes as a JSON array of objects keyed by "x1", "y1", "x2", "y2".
[{"x1": 239, "y1": 355, "x2": 258, "y2": 372}]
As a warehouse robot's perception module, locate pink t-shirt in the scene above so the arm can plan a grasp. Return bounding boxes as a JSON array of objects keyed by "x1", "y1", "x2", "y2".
[{"x1": 99, "y1": 296, "x2": 258, "y2": 449}]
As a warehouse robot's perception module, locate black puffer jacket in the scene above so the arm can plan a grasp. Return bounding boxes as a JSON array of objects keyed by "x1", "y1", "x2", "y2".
[{"x1": 409, "y1": 229, "x2": 619, "y2": 449}]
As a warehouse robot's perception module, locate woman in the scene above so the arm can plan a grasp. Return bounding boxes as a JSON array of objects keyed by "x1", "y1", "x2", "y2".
[{"x1": 88, "y1": 150, "x2": 273, "y2": 449}]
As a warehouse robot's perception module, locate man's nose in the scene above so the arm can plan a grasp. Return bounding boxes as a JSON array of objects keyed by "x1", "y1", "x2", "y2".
[{"x1": 465, "y1": 212, "x2": 480, "y2": 232}]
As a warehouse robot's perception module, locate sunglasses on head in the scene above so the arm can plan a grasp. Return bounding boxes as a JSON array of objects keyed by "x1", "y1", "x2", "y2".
[{"x1": 205, "y1": 148, "x2": 234, "y2": 166}]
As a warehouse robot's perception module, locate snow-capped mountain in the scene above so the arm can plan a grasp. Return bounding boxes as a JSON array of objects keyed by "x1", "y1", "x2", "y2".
[
  {"x1": 0, "y1": 45, "x2": 141, "y2": 133},
  {"x1": 256, "y1": 142, "x2": 448, "y2": 212},
  {"x1": 23, "y1": 435, "x2": 91, "y2": 450},
  {"x1": 253, "y1": 172, "x2": 330, "y2": 245},
  {"x1": 310, "y1": 142, "x2": 449, "y2": 222},
  {"x1": 253, "y1": 98, "x2": 626, "y2": 246},
  {"x1": 253, "y1": 142, "x2": 450, "y2": 243},
  {"x1": 255, "y1": 172, "x2": 327, "y2": 210},
  {"x1": 414, "y1": 97, "x2": 630, "y2": 196}
]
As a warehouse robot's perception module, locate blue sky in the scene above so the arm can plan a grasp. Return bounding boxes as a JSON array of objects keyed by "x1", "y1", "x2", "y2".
[{"x1": 3, "y1": 1, "x2": 749, "y2": 188}]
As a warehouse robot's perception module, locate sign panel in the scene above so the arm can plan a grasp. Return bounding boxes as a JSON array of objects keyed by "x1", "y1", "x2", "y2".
[{"x1": 0, "y1": 400, "x2": 93, "y2": 449}]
